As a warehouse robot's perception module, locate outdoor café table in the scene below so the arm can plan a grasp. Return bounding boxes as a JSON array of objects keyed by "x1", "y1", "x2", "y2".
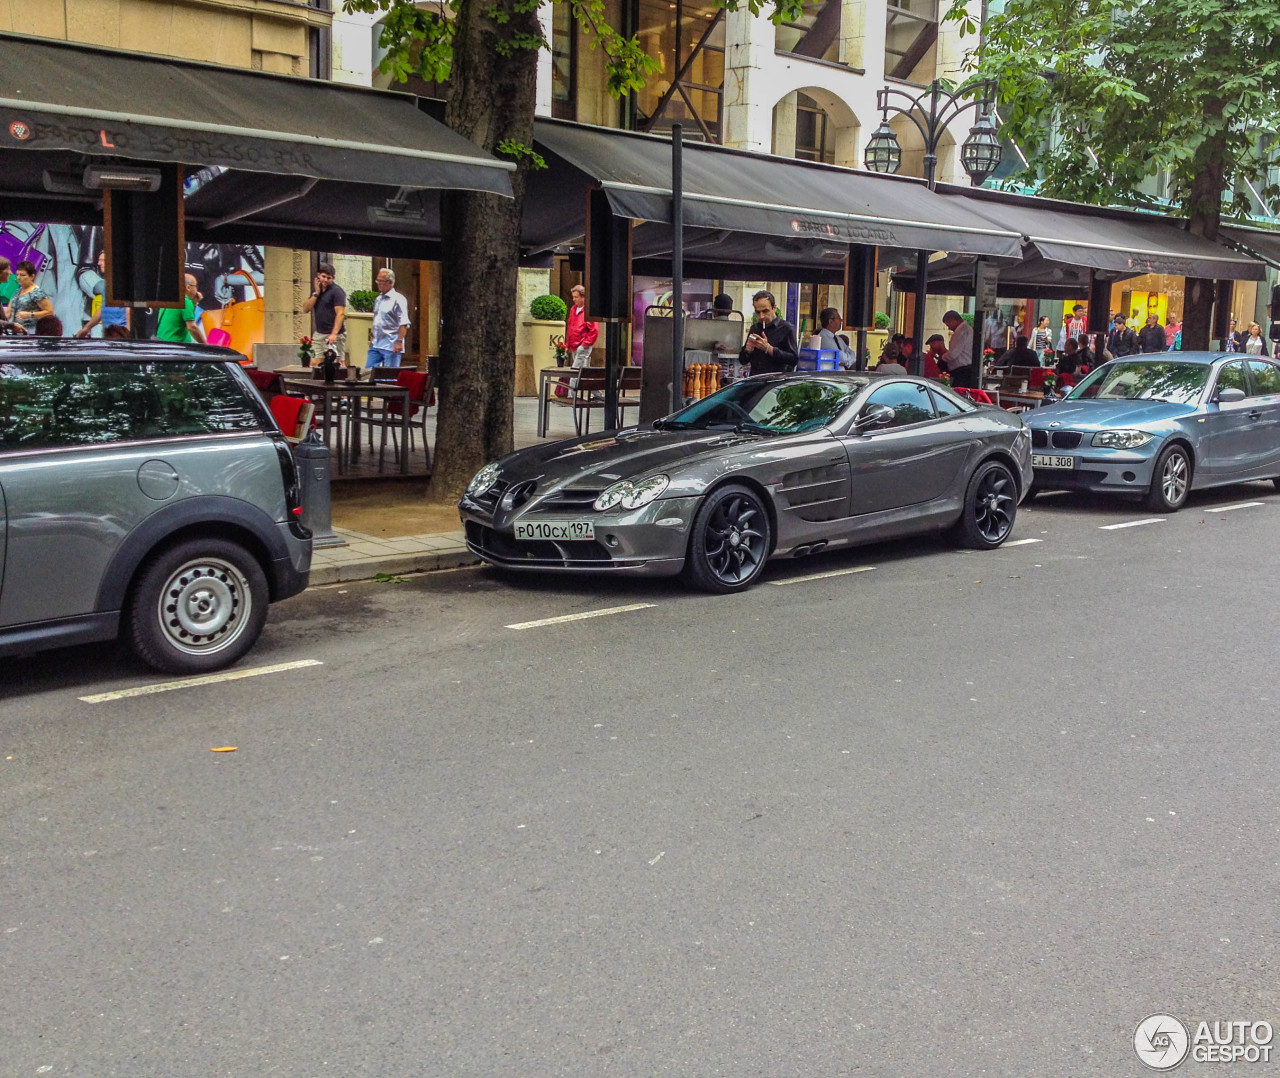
[
  {"x1": 998, "y1": 390, "x2": 1046, "y2": 410},
  {"x1": 537, "y1": 366, "x2": 578, "y2": 438},
  {"x1": 280, "y1": 377, "x2": 412, "y2": 474}
]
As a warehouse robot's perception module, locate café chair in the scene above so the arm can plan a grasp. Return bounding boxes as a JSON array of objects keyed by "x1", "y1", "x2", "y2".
[
  {"x1": 268, "y1": 394, "x2": 315, "y2": 445},
  {"x1": 364, "y1": 368, "x2": 434, "y2": 469}
]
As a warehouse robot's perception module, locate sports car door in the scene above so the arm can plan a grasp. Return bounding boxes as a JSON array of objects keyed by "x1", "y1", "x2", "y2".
[{"x1": 842, "y1": 382, "x2": 971, "y2": 515}]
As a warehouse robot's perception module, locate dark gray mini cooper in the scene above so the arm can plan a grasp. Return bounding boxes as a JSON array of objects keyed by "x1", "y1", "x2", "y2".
[
  {"x1": 0, "y1": 338, "x2": 311, "y2": 672},
  {"x1": 461, "y1": 373, "x2": 1033, "y2": 592}
]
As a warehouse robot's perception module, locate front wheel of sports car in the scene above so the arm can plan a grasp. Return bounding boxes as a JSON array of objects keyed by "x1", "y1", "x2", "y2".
[
  {"x1": 682, "y1": 484, "x2": 772, "y2": 593},
  {"x1": 953, "y1": 460, "x2": 1017, "y2": 549}
]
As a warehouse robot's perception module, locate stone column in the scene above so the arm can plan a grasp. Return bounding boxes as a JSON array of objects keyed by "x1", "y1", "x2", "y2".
[
  {"x1": 265, "y1": 246, "x2": 310, "y2": 345},
  {"x1": 722, "y1": 9, "x2": 774, "y2": 153},
  {"x1": 772, "y1": 92, "x2": 798, "y2": 156}
]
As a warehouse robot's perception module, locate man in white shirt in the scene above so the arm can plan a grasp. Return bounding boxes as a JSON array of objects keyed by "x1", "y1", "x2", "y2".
[
  {"x1": 939, "y1": 309, "x2": 973, "y2": 383},
  {"x1": 817, "y1": 307, "x2": 857, "y2": 368},
  {"x1": 367, "y1": 268, "x2": 411, "y2": 367}
]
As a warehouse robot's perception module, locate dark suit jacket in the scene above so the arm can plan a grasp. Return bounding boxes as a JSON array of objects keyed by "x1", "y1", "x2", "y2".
[{"x1": 739, "y1": 318, "x2": 799, "y2": 374}]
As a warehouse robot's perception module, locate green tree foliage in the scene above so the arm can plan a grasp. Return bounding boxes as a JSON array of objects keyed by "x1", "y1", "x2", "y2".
[{"x1": 946, "y1": 0, "x2": 1280, "y2": 347}]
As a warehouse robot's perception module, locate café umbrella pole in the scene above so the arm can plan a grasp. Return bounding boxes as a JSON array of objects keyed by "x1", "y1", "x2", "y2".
[{"x1": 671, "y1": 123, "x2": 684, "y2": 414}]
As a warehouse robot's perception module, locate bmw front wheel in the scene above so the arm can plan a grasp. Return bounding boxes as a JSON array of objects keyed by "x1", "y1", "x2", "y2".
[
  {"x1": 682, "y1": 484, "x2": 772, "y2": 593},
  {"x1": 1144, "y1": 443, "x2": 1191, "y2": 512}
]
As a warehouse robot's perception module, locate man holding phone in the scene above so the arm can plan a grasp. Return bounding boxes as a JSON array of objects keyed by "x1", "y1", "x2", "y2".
[{"x1": 738, "y1": 290, "x2": 798, "y2": 375}]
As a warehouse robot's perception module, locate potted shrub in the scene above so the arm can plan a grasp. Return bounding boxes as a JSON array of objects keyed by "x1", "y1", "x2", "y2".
[
  {"x1": 343, "y1": 288, "x2": 377, "y2": 367},
  {"x1": 867, "y1": 311, "x2": 891, "y2": 361}
]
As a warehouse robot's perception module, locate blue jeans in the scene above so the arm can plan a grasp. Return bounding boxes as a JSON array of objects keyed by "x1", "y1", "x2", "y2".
[{"x1": 367, "y1": 346, "x2": 401, "y2": 368}]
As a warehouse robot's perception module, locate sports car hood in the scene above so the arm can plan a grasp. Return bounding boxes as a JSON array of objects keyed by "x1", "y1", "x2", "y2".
[
  {"x1": 1026, "y1": 398, "x2": 1197, "y2": 431},
  {"x1": 499, "y1": 426, "x2": 781, "y2": 485}
]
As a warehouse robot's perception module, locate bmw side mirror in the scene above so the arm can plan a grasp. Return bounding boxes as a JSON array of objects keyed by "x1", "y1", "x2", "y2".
[
  {"x1": 853, "y1": 403, "x2": 895, "y2": 432},
  {"x1": 1217, "y1": 387, "x2": 1246, "y2": 403}
]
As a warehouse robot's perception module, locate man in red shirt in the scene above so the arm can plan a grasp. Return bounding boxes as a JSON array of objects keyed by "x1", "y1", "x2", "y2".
[{"x1": 566, "y1": 284, "x2": 599, "y2": 365}]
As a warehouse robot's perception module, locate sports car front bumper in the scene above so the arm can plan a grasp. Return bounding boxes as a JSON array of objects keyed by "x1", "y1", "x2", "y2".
[{"x1": 458, "y1": 494, "x2": 702, "y2": 575}]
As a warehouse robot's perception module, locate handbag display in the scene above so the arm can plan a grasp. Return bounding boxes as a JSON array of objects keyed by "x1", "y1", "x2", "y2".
[
  {"x1": 0, "y1": 223, "x2": 46, "y2": 274},
  {"x1": 200, "y1": 268, "x2": 264, "y2": 364}
]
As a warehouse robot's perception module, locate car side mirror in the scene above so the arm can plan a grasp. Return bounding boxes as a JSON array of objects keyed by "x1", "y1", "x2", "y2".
[
  {"x1": 1217, "y1": 387, "x2": 1246, "y2": 403},
  {"x1": 853, "y1": 403, "x2": 895, "y2": 432}
]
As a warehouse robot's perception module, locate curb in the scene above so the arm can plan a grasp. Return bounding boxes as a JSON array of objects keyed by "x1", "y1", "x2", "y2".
[{"x1": 309, "y1": 547, "x2": 481, "y2": 586}]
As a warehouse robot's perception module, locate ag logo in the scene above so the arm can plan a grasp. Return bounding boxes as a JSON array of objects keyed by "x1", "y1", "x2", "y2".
[
  {"x1": 8, "y1": 119, "x2": 31, "y2": 140},
  {"x1": 1135, "y1": 1014, "x2": 1190, "y2": 1070}
]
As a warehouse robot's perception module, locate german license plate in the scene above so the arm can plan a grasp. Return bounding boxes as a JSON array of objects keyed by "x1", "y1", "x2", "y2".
[
  {"x1": 514, "y1": 520, "x2": 595, "y2": 541},
  {"x1": 1032, "y1": 453, "x2": 1075, "y2": 469}
]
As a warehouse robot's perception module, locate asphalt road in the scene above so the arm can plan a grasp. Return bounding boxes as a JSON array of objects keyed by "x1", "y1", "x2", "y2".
[{"x1": 3, "y1": 483, "x2": 1279, "y2": 1077}]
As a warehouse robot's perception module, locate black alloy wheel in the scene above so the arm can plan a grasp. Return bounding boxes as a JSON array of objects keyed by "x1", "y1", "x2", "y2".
[
  {"x1": 1144, "y1": 443, "x2": 1191, "y2": 512},
  {"x1": 682, "y1": 484, "x2": 772, "y2": 593},
  {"x1": 953, "y1": 460, "x2": 1017, "y2": 549}
]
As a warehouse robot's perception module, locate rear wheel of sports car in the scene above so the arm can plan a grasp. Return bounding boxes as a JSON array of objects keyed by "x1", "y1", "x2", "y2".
[
  {"x1": 953, "y1": 460, "x2": 1017, "y2": 549},
  {"x1": 1144, "y1": 443, "x2": 1191, "y2": 512},
  {"x1": 682, "y1": 484, "x2": 772, "y2": 593}
]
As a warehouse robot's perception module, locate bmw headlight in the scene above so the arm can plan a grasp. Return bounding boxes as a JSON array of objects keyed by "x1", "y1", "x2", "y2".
[
  {"x1": 466, "y1": 461, "x2": 502, "y2": 496},
  {"x1": 1091, "y1": 429, "x2": 1153, "y2": 450},
  {"x1": 593, "y1": 474, "x2": 670, "y2": 511}
]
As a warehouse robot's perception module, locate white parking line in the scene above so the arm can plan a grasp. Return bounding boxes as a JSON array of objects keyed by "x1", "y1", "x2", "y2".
[
  {"x1": 506, "y1": 603, "x2": 656, "y2": 630},
  {"x1": 1099, "y1": 518, "x2": 1166, "y2": 531},
  {"x1": 772, "y1": 566, "x2": 876, "y2": 586},
  {"x1": 1204, "y1": 501, "x2": 1264, "y2": 513},
  {"x1": 80, "y1": 659, "x2": 323, "y2": 703},
  {"x1": 1002, "y1": 538, "x2": 1043, "y2": 547}
]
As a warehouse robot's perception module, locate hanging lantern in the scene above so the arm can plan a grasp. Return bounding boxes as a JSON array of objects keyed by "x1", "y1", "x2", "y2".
[
  {"x1": 961, "y1": 112, "x2": 1003, "y2": 186},
  {"x1": 863, "y1": 119, "x2": 902, "y2": 175}
]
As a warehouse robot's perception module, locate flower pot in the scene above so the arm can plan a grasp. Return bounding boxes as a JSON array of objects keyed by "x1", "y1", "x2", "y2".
[{"x1": 344, "y1": 310, "x2": 373, "y2": 367}]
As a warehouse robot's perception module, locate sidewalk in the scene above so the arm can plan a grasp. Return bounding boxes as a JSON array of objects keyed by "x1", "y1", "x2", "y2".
[{"x1": 309, "y1": 394, "x2": 581, "y2": 585}]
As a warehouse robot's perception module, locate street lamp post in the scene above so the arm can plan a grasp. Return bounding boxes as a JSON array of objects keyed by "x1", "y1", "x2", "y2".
[{"x1": 864, "y1": 79, "x2": 1003, "y2": 379}]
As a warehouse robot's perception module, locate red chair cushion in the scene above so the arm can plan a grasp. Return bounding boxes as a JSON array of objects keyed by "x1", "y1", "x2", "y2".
[
  {"x1": 247, "y1": 370, "x2": 277, "y2": 391},
  {"x1": 269, "y1": 394, "x2": 308, "y2": 436},
  {"x1": 1029, "y1": 368, "x2": 1048, "y2": 389},
  {"x1": 386, "y1": 370, "x2": 431, "y2": 417}
]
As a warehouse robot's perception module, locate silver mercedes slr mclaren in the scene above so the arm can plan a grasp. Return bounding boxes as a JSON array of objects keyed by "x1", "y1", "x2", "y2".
[{"x1": 459, "y1": 373, "x2": 1033, "y2": 593}]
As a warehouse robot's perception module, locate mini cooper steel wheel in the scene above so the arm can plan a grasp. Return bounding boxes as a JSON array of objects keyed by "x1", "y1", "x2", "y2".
[
  {"x1": 683, "y1": 484, "x2": 772, "y2": 593},
  {"x1": 954, "y1": 460, "x2": 1017, "y2": 549},
  {"x1": 127, "y1": 539, "x2": 270, "y2": 673}
]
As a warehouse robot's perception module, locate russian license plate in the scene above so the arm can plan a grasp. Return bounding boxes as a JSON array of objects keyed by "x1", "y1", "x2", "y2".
[
  {"x1": 1032, "y1": 453, "x2": 1076, "y2": 470},
  {"x1": 514, "y1": 519, "x2": 595, "y2": 541}
]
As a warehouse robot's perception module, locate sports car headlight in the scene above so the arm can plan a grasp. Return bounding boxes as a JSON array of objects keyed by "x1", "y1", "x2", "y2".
[
  {"x1": 466, "y1": 461, "x2": 502, "y2": 496},
  {"x1": 621, "y1": 474, "x2": 669, "y2": 509},
  {"x1": 593, "y1": 474, "x2": 670, "y2": 511},
  {"x1": 1091, "y1": 429, "x2": 1153, "y2": 450}
]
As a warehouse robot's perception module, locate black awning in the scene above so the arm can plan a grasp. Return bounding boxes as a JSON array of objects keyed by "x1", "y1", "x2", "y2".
[
  {"x1": 0, "y1": 34, "x2": 512, "y2": 196},
  {"x1": 532, "y1": 119, "x2": 1024, "y2": 259},
  {"x1": 1221, "y1": 225, "x2": 1280, "y2": 271},
  {"x1": 939, "y1": 185, "x2": 1264, "y2": 282}
]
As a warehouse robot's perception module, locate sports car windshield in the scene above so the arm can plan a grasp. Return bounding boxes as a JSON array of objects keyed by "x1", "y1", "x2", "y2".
[
  {"x1": 657, "y1": 378, "x2": 864, "y2": 435},
  {"x1": 1065, "y1": 361, "x2": 1208, "y2": 405}
]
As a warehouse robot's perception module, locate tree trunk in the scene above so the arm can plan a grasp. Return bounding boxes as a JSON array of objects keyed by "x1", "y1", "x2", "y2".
[
  {"x1": 1181, "y1": 106, "x2": 1228, "y2": 352},
  {"x1": 429, "y1": 0, "x2": 539, "y2": 503}
]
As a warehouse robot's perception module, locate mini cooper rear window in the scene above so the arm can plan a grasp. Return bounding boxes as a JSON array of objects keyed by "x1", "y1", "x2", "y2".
[{"x1": 0, "y1": 361, "x2": 263, "y2": 450}]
